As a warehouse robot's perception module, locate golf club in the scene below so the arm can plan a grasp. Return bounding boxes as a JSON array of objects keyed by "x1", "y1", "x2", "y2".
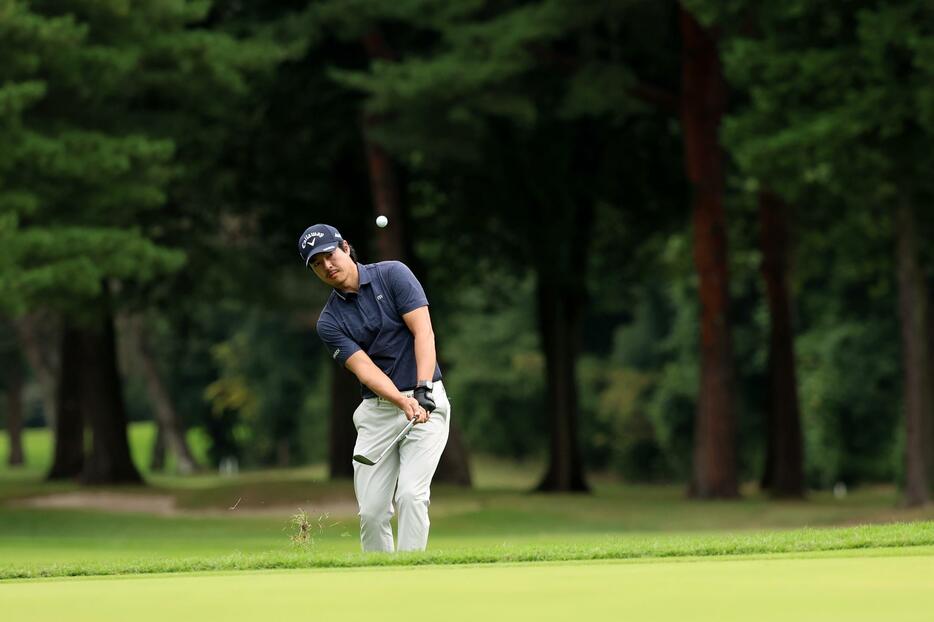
[{"x1": 352, "y1": 418, "x2": 417, "y2": 466}]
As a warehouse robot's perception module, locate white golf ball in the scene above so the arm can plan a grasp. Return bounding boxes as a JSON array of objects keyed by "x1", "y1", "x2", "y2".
[{"x1": 376, "y1": 215, "x2": 389, "y2": 228}]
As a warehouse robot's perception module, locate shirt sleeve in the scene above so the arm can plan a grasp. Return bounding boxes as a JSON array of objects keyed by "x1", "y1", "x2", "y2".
[
  {"x1": 316, "y1": 314, "x2": 361, "y2": 367},
  {"x1": 385, "y1": 261, "x2": 429, "y2": 314}
]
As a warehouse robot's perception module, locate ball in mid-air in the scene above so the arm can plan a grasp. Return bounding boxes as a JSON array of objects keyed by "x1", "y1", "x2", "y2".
[{"x1": 376, "y1": 215, "x2": 389, "y2": 228}]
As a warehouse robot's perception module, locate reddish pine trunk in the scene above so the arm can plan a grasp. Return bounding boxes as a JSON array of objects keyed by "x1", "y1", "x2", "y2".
[
  {"x1": 680, "y1": 7, "x2": 738, "y2": 499},
  {"x1": 79, "y1": 291, "x2": 143, "y2": 485},
  {"x1": 364, "y1": 136, "x2": 407, "y2": 260},
  {"x1": 896, "y1": 203, "x2": 930, "y2": 506},
  {"x1": 5, "y1": 359, "x2": 24, "y2": 466},
  {"x1": 48, "y1": 322, "x2": 85, "y2": 480},
  {"x1": 758, "y1": 191, "x2": 804, "y2": 497},
  {"x1": 535, "y1": 278, "x2": 589, "y2": 492},
  {"x1": 359, "y1": 129, "x2": 473, "y2": 486},
  {"x1": 361, "y1": 30, "x2": 406, "y2": 262},
  {"x1": 354, "y1": 29, "x2": 473, "y2": 487}
]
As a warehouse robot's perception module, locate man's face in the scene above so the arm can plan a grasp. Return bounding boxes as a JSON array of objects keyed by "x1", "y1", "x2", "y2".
[{"x1": 309, "y1": 243, "x2": 354, "y2": 288}]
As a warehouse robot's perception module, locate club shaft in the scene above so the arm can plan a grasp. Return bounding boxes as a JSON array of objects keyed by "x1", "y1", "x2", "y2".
[
  {"x1": 354, "y1": 418, "x2": 416, "y2": 466},
  {"x1": 375, "y1": 419, "x2": 416, "y2": 463}
]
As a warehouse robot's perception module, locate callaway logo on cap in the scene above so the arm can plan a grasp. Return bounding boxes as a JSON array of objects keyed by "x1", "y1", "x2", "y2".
[{"x1": 298, "y1": 224, "x2": 343, "y2": 267}]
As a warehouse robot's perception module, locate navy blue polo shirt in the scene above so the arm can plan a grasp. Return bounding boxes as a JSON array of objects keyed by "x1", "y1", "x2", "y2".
[{"x1": 316, "y1": 261, "x2": 442, "y2": 398}]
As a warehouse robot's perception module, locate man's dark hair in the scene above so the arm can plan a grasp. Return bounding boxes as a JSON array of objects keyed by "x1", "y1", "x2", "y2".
[{"x1": 344, "y1": 240, "x2": 358, "y2": 262}]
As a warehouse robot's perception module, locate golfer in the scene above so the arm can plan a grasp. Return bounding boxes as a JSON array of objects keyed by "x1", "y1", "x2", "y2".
[{"x1": 298, "y1": 223, "x2": 450, "y2": 552}]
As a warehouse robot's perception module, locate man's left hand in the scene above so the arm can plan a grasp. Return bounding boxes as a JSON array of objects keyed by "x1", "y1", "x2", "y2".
[{"x1": 413, "y1": 386, "x2": 436, "y2": 414}]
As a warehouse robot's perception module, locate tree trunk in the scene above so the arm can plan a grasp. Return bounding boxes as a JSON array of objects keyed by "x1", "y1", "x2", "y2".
[
  {"x1": 680, "y1": 7, "x2": 738, "y2": 499},
  {"x1": 927, "y1": 288, "x2": 934, "y2": 487},
  {"x1": 363, "y1": 130, "x2": 406, "y2": 260},
  {"x1": 150, "y1": 420, "x2": 166, "y2": 472},
  {"x1": 329, "y1": 362, "x2": 359, "y2": 478},
  {"x1": 47, "y1": 321, "x2": 85, "y2": 480},
  {"x1": 360, "y1": 133, "x2": 473, "y2": 485},
  {"x1": 16, "y1": 312, "x2": 59, "y2": 431},
  {"x1": 357, "y1": 28, "x2": 473, "y2": 486},
  {"x1": 758, "y1": 191, "x2": 805, "y2": 497},
  {"x1": 130, "y1": 315, "x2": 198, "y2": 474},
  {"x1": 361, "y1": 29, "x2": 406, "y2": 262},
  {"x1": 79, "y1": 290, "x2": 143, "y2": 485},
  {"x1": 433, "y1": 420, "x2": 473, "y2": 486},
  {"x1": 5, "y1": 358, "x2": 25, "y2": 466},
  {"x1": 895, "y1": 202, "x2": 930, "y2": 506},
  {"x1": 535, "y1": 277, "x2": 590, "y2": 492},
  {"x1": 358, "y1": 134, "x2": 473, "y2": 483},
  {"x1": 276, "y1": 438, "x2": 291, "y2": 467}
]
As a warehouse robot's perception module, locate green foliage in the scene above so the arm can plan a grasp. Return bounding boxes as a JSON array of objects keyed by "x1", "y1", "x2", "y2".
[
  {"x1": 0, "y1": 2, "x2": 174, "y2": 314},
  {"x1": 797, "y1": 321, "x2": 900, "y2": 488},
  {"x1": 697, "y1": 0, "x2": 934, "y2": 208},
  {"x1": 3, "y1": 0, "x2": 930, "y2": 493},
  {"x1": 203, "y1": 307, "x2": 326, "y2": 467},
  {"x1": 677, "y1": 0, "x2": 934, "y2": 491},
  {"x1": 579, "y1": 358, "x2": 662, "y2": 479},
  {"x1": 576, "y1": 213, "x2": 760, "y2": 483},
  {"x1": 442, "y1": 274, "x2": 546, "y2": 458},
  {"x1": 0, "y1": 213, "x2": 22, "y2": 313},
  {"x1": 313, "y1": 1, "x2": 688, "y2": 486},
  {"x1": 0, "y1": 0, "x2": 286, "y2": 317}
]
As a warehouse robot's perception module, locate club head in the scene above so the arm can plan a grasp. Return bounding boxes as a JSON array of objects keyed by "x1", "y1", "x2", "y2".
[{"x1": 353, "y1": 454, "x2": 376, "y2": 466}]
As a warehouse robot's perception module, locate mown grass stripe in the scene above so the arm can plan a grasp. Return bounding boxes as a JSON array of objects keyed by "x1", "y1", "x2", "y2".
[{"x1": 3, "y1": 521, "x2": 932, "y2": 581}]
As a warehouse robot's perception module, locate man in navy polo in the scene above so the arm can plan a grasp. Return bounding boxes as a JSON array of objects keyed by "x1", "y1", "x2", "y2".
[{"x1": 299, "y1": 223, "x2": 450, "y2": 552}]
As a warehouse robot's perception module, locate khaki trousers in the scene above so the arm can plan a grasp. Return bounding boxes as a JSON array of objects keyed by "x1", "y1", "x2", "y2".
[{"x1": 351, "y1": 382, "x2": 450, "y2": 552}]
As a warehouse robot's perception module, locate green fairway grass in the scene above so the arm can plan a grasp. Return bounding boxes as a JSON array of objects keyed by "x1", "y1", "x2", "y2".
[
  {"x1": 4, "y1": 422, "x2": 934, "y2": 582},
  {"x1": 4, "y1": 476, "x2": 934, "y2": 580},
  {"x1": 2, "y1": 516, "x2": 933, "y2": 580},
  {"x1": 4, "y1": 548, "x2": 934, "y2": 622}
]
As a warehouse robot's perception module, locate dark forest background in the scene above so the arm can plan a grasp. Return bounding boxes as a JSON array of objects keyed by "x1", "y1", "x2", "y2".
[{"x1": 2, "y1": 0, "x2": 934, "y2": 505}]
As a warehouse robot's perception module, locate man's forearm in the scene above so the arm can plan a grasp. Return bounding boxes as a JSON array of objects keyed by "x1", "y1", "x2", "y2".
[
  {"x1": 413, "y1": 331, "x2": 436, "y2": 383},
  {"x1": 358, "y1": 367, "x2": 406, "y2": 406},
  {"x1": 346, "y1": 353, "x2": 406, "y2": 407},
  {"x1": 345, "y1": 351, "x2": 426, "y2": 423}
]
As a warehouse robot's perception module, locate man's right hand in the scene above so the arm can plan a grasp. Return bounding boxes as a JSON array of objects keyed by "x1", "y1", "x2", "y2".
[
  {"x1": 399, "y1": 395, "x2": 428, "y2": 424},
  {"x1": 346, "y1": 353, "x2": 429, "y2": 423}
]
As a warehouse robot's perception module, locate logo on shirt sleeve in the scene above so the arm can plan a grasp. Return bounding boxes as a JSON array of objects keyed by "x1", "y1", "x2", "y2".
[{"x1": 332, "y1": 348, "x2": 341, "y2": 360}]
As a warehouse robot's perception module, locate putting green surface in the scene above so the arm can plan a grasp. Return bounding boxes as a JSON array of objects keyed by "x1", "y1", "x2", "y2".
[{"x1": 4, "y1": 548, "x2": 934, "y2": 622}]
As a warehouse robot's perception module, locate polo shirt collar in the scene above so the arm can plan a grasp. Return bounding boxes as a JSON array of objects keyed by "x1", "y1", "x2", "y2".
[
  {"x1": 333, "y1": 263, "x2": 369, "y2": 300},
  {"x1": 358, "y1": 262, "x2": 373, "y2": 286}
]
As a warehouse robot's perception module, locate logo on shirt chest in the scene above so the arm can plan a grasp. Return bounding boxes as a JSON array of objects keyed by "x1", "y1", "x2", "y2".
[{"x1": 376, "y1": 294, "x2": 384, "y2": 302}]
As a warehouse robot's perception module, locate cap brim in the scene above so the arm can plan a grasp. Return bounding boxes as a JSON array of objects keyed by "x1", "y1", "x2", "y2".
[{"x1": 304, "y1": 244, "x2": 338, "y2": 266}]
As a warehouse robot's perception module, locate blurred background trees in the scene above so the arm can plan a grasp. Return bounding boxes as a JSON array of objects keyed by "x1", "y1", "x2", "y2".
[{"x1": 1, "y1": 0, "x2": 933, "y2": 505}]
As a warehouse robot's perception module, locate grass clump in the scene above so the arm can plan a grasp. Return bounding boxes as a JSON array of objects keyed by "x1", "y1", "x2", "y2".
[{"x1": 286, "y1": 508, "x2": 345, "y2": 550}]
